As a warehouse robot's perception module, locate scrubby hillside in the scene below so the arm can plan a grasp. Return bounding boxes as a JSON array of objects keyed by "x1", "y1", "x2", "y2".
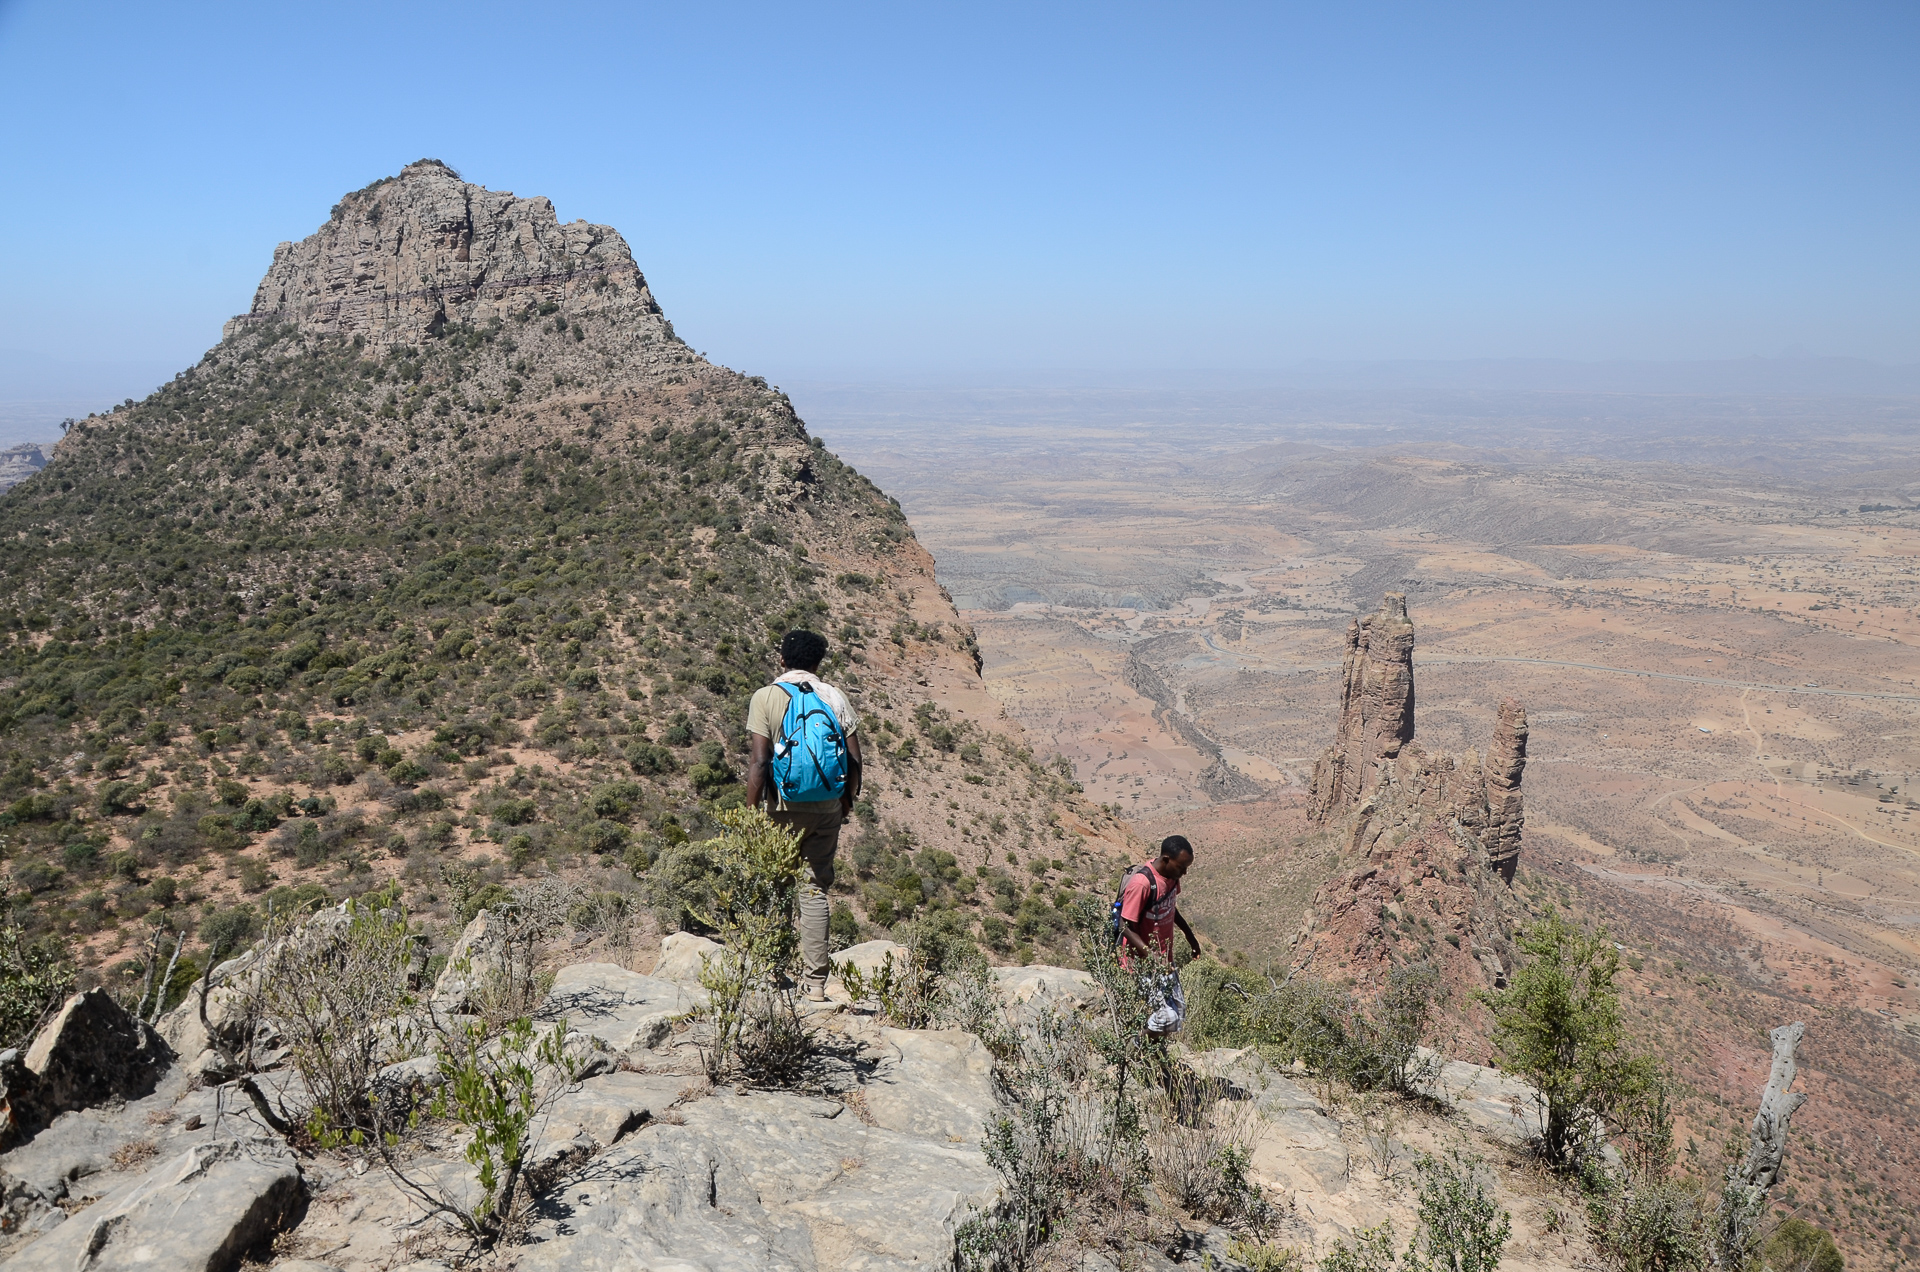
[{"x1": 0, "y1": 160, "x2": 1136, "y2": 1017}]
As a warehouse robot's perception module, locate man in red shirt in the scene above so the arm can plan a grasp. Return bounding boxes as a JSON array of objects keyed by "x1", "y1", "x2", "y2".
[{"x1": 1118, "y1": 835, "x2": 1200, "y2": 1037}]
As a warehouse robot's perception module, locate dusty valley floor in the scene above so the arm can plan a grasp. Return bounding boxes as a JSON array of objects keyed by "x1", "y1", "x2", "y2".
[{"x1": 811, "y1": 379, "x2": 1920, "y2": 1265}]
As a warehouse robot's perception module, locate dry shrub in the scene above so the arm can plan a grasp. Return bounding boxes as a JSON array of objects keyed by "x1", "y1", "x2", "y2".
[
  {"x1": 109, "y1": 1138, "x2": 159, "y2": 1172},
  {"x1": 254, "y1": 893, "x2": 418, "y2": 1142},
  {"x1": 1145, "y1": 1065, "x2": 1270, "y2": 1225},
  {"x1": 466, "y1": 877, "x2": 580, "y2": 1031}
]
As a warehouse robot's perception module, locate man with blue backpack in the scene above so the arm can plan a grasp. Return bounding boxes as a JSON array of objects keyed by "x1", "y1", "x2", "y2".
[{"x1": 745, "y1": 629, "x2": 864, "y2": 1001}]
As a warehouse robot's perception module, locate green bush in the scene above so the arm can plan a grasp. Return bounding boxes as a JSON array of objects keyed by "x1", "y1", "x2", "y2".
[
  {"x1": 0, "y1": 906, "x2": 74, "y2": 1047},
  {"x1": 1764, "y1": 1218, "x2": 1843, "y2": 1272},
  {"x1": 625, "y1": 741, "x2": 678, "y2": 775},
  {"x1": 1486, "y1": 907, "x2": 1653, "y2": 1169},
  {"x1": 828, "y1": 901, "x2": 860, "y2": 950},
  {"x1": 580, "y1": 819, "x2": 628, "y2": 855},
  {"x1": 13, "y1": 860, "x2": 62, "y2": 894},
  {"x1": 1407, "y1": 1151, "x2": 1511, "y2": 1272},
  {"x1": 96, "y1": 780, "x2": 144, "y2": 817},
  {"x1": 1321, "y1": 1222, "x2": 1398, "y2": 1272},
  {"x1": 493, "y1": 797, "x2": 537, "y2": 826},
  {"x1": 690, "y1": 807, "x2": 807, "y2": 1083},
  {"x1": 461, "y1": 883, "x2": 513, "y2": 924},
  {"x1": 411, "y1": 1017, "x2": 578, "y2": 1247},
  {"x1": 588, "y1": 779, "x2": 642, "y2": 819}
]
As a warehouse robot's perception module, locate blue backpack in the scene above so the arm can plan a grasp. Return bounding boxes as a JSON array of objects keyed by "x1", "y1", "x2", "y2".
[{"x1": 769, "y1": 680, "x2": 849, "y2": 803}]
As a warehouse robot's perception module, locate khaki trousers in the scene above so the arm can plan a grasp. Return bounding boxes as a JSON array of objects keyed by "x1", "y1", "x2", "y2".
[{"x1": 770, "y1": 804, "x2": 844, "y2": 987}]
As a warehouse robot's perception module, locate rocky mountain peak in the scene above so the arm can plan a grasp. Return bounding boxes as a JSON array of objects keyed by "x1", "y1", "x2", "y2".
[{"x1": 224, "y1": 160, "x2": 667, "y2": 349}]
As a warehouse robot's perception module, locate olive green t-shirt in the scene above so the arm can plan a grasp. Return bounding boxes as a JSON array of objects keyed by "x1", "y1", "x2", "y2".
[{"x1": 747, "y1": 671, "x2": 859, "y2": 813}]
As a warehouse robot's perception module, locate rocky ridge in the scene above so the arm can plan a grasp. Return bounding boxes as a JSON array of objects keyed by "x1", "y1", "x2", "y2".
[
  {"x1": 0, "y1": 925, "x2": 1593, "y2": 1272},
  {"x1": 229, "y1": 161, "x2": 660, "y2": 351}
]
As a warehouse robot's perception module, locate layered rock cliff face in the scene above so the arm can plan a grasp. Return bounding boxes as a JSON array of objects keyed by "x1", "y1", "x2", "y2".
[
  {"x1": 1296, "y1": 594, "x2": 1530, "y2": 1004},
  {"x1": 1306, "y1": 592, "x2": 1417, "y2": 821},
  {"x1": 0, "y1": 443, "x2": 49, "y2": 495},
  {"x1": 227, "y1": 159, "x2": 665, "y2": 351}
]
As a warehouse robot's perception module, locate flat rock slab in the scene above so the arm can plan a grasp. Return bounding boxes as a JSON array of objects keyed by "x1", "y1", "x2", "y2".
[
  {"x1": 516, "y1": 1089, "x2": 1000, "y2": 1271},
  {"x1": 0, "y1": 1067, "x2": 235, "y2": 1247},
  {"x1": 1187, "y1": 1049, "x2": 1349, "y2": 1194},
  {"x1": 1422, "y1": 1055, "x2": 1537, "y2": 1144},
  {"x1": 8, "y1": 1136, "x2": 303, "y2": 1272},
  {"x1": 860, "y1": 1028, "x2": 998, "y2": 1144},
  {"x1": 832, "y1": 940, "x2": 907, "y2": 980},
  {"x1": 540, "y1": 1071, "x2": 692, "y2": 1149},
  {"x1": 1186, "y1": 1048, "x2": 1325, "y2": 1116},
  {"x1": 542, "y1": 963, "x2": 705, "y2": 1053}
]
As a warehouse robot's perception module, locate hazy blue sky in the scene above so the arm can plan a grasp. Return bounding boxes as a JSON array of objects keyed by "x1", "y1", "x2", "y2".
[{"x1": 1, "y1": 0, "x2": 1915, "y2": 394}]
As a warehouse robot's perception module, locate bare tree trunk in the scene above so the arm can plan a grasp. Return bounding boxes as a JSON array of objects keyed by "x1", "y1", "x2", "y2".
[
  {"x1": 132, "y1": 929, "x2": 162, "y2": 1020},
  {"x1": 149, "y1": 930, "x2": 184, "y2": 1025},
  {"x1": 1715, "y1": 1021, "x2": 1808, "y2": 1269}
]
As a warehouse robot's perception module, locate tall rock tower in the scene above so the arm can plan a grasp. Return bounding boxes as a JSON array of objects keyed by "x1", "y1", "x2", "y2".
[
  {"x1": 1292, "y1": 594, "x2": 1532, "y2": 993},
  {"x1": 1307, "y1": 592, "x2": 1417, "y2": 822}
]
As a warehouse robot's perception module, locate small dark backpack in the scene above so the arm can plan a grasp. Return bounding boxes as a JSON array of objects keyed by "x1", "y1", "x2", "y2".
[{"x1": 1108, "y1": 863, "x2": 1160, "y2": 947}]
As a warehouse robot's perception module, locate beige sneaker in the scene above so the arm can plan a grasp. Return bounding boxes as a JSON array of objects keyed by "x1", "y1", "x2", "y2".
[{"x1": 804, "y1": 982, "x2": 829, "y2": 1002}]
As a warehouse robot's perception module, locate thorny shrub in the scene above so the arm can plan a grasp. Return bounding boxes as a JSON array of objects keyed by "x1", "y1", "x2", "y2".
[
  {"x1": 955, "y1": 900, "x2": 1164, "y2": 1270},
  {"x1": 1144, "y1": 1064, "x2": 1270, "y2": 1227},
  {"x1": 1406, "y1": 1150, "x2": 1512, "y2": 1272}
]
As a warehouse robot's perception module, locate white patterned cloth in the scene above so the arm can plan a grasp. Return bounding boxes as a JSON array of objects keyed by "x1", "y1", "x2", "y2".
[{"x1": 1146, "y1": 971, "x2": 1186, "y2": 1034}]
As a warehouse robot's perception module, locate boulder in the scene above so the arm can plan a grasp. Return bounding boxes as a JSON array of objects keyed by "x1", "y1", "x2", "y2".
[
  {"x1": 429, "y1": 908, "x2": 509, "y2": 1015},
  {"x1": 651, "y1": 930, "x2": 725, "y2": 987},
  {"x1": 831, "y1": 939, "x2": 907, "y2": 980},
  {"x1": 993, "y1": 964, "x2": 1099, "y2": 1024},
  {"x1": 7, "y1": 1136, "x2": 304, "y2": 1271},
  {"x1": 12, "y1": 989, "x2": 170, "y2": 1139},
  {"x1": 859, "y1": 1027, "x2": 999, "y2": 1144},
  {"x1": 514, "y1": 1089, "x2": 1001, "y2": 1271},
  {"x1": 154, "y1": 955, "x2": 260, "y2": 1061},
  {"x1": 540, "y1": 963, "x2": 703, "y2": 1053}
]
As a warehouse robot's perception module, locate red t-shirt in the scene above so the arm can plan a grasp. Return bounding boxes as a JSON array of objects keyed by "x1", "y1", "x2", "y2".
[{"x1": 1118, "y1": 862, "x2": 1180, "y2": 967}]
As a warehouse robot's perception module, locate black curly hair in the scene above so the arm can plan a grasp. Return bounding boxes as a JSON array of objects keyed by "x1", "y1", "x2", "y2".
[{"x1": 779, "y1": 628, "x2": 829, "y2": 672}]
